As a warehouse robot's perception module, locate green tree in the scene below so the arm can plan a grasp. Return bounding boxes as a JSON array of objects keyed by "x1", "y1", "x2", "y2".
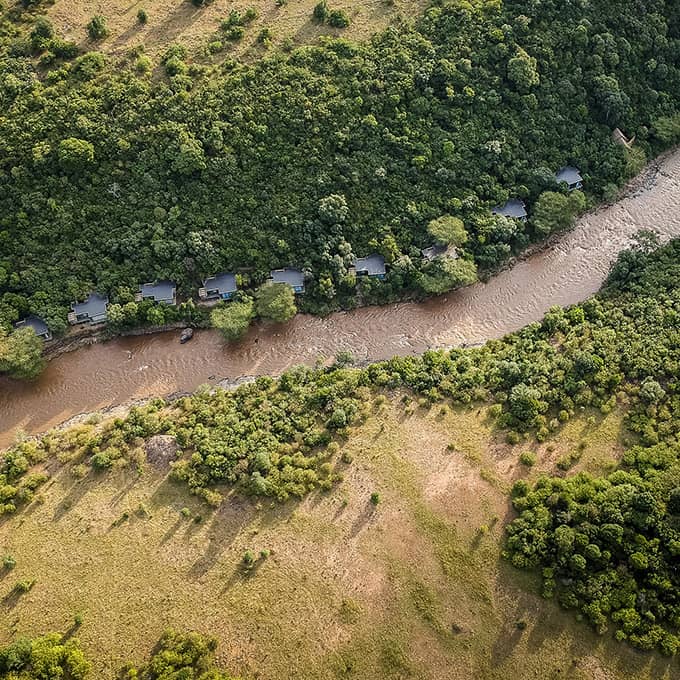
[
  {"x1": 313, "y1": 1, "x2": 328, "y2": 22},
  {"x1": 123, "y1": 629, "x2": 237, "y2": 679},
  {"x1": 0, "y1": 633, "x2": 90, "y2": 679},
  {"x1": 652, "y1": 114, "x2": 680, "y2": 144},
  {"x1": 318, "y1": 194, "x2": 348, "y2": 224},
  {"x1": 426, "y1": 215, "x2": 468, "y2": 247},
  {"x1": 211, "y1": 300, "x2": 254, "y2": 341},
  {"x1": 328, "y1": 9, "x2": 350, "y2": 28},
  {"x1": 419, "y1": 258, "x2": 478, "y2": 295},
  {"x1": 592, "y1": 75, "x2": 630, "y2": 125},
  {"x1": 30, "y1": 17, "x2": 54, "y2": 49},
  {"x1": 255, "y1": 284, "x2": 297, "y2": 322},
  {"x1": 509, "y1": 383, "x2": 544, "y2": 422},
  {"x1": 0, "y1": 327, "x2": 45, "y2": 380},
  {"x1": 507, "y1": 47, "x2": 540, "y2": 92},
  {"x1": 146, "y1": 306, "x2": 166, "y2": 326},
  {"x1": 532, "y1": 191, "x2": 586, "y2": 236},
  {"x1": 58, "y1": 138, "x2": 95, "y2": 172},
  {"x1": 86, "y1": 14, "x2": 108, "y2": 40},
  {"x1": 122, "y1": 302, "x2": 140, "y2": 325},
  {"x1": 107, "y1": 303, "x2": 125, "y2": 328},
  {"x1": 171, "y1": 132, "x2": 206, "y2": 174}
]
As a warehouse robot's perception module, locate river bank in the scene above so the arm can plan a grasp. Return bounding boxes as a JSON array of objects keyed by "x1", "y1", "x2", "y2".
[
  {"x1": 42, "y1": 321, "x2": 190, "y2": 361},
  {"x1": 1, "y1": 148, "x2": 679, "y2": 447},
  {"x1": 38, "y1": 150, "x2": 669, "y2": 364}
]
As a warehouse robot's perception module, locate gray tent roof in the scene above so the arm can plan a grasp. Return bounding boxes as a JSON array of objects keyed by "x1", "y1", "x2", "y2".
[
  {"x1": 14, "y1": 315, "x2": 49, "y2": 336},
  {"x1": 422, "y1": 244, "x2": 448, "y2": 260},
  {"x1": 422, "y1": 244, "x2": 461, "y2": 261},
  {"x1": 353, "y1": 254, "x2": 386, "y2": 276},
  {"x1": 555, "y1": 166, "x2": 583, "y2": 185},
  {"x1": 204, "y1": 272, "x2": 237, "y2": 294},
  {"x1": 72, "y1": 293, "x2": 108, "y2": 318},
  {"x1": 270, "y1": 268, "x2": 305, "y2": 287},
  {"x1": 140, "y1": 280, "x2": 176, "y2": 299},
  {"x1": 492, "y1": 198, "x2": 527, "y2": 219}
]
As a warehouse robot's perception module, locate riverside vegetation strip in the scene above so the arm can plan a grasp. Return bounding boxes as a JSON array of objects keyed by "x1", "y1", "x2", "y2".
[
  {"x1": 1, "y1": 238, "x2": 680, "y2": 676},
  {"x1": 0, "y1": 0, "x2": 680, "y2": 355}
]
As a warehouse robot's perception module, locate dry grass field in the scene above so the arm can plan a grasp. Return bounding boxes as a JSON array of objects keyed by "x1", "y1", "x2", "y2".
[
  {"x1": 0, "y1": 396, "x2": 674, "y2": 679},
  {"x1": 40, "y1": 0, "x2": 427, "y2": 59}
]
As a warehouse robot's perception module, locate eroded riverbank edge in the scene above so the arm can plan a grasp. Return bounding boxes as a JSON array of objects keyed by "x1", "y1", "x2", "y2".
[{"x1": 39, "y1": 150, "x2": 670, "y2": 364}]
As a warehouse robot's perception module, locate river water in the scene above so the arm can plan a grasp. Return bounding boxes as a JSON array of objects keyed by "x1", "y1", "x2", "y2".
[{"x1": 1, "y1": 151, "x2": 679, "y2": 447}]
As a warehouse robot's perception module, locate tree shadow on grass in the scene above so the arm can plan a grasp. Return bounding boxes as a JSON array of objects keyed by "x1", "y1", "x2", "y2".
[
  {"x1": 141, "y1": 2, "x2": 205, "y2": 51},
  {"x1": 109, "y1": 21, "x2": 145, "y2": 55},
  {"x1": 185, "y1": 495, "x2": 256, "y2": 581},
  {"x1": 1, "y1": 584, "x2": 31, "y2": 611},
  {"x1": 62, "y1": 618, "x2": 83, "y2": 641},
  {"x1": 52, "y1": 473, "x2": 95, "y2": 522},
  {"x1": 160, "y1": 514, "x2": 186, "y2": 545},
  {"x1": 187, "y1": 492, "x2": 300, "y2": 581},
  {"x1": 221, "y1": 552, "x2": 271, "y2": 592},
  {"x1": 108, "y1": 473, "x2": 142, "y2": 508},
  {"x1": 349, "y1": 497, "x2": 378, "y2": 538},
  {"x1": 490, "y1": 562, "x2": 572, "y2": 668}
]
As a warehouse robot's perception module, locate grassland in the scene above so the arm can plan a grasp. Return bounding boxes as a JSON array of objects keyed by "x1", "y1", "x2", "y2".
[
  {"x1": 0, "y1": 395, "x2": 673, "y2": 679},
  {"x1": 41, "y1": 0, "x2": 427, "y2": 59}
]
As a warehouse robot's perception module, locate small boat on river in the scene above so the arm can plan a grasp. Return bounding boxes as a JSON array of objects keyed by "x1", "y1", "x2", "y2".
[{"x1": 179, "y1": 328, "x2": 194, "y2": 344}]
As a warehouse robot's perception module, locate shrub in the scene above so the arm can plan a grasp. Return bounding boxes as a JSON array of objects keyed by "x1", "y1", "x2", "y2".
[
  {"x1": 255, "y1": 283, "x2": 297, "y2": 322},
  {"x1": 164, "y1": 56, "x2": 187, "y2": 76},
  {"x1": 30, "y1": 17, "x2": 54, "y2": 49},
  {"x1": 313, "y1": 1, "x2": 328, "y2": 22},
  {"x1": 327, "y1": 9, "x2": 350, "y2": 27},
  {"x1": 0, "y1": 633, "x2": 90, "y2": 678},
  {"x1": 86, "y1": 15, "x2": 109, "y2": 40},
  {"x1": 519, "y1": 451, "x2": 536, "y2": 467},
  {"x1": 137, "y1": 9, "x2": 148, "y2": 24},
  {"x1": 14, "y1": 578, "x2": 35, "y2": 593},
  {"x1": 124, "y1": 630, "x2": 234, "y2": 677},
  {"x1": 211, "y1": 300, "x2": 254, "y2": 342},
  {"x1": 257, "y1": 28, "x2": 272, "y2": 44},
  {"x1": 242, "y1": 550, "x2": 255, "y2": 568},
  {"x1": 91, "y1": 450, "x2": 113, "y2": 469},
  {"x1": 135, "y1": 55, "x2": 152, "y2": 73},
  {"x1": 506, "y1": 431, "x2": 520, "y2": 445}
]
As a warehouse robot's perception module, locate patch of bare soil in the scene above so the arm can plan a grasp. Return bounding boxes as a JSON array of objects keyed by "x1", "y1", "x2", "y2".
[{"x1": 144, "y1": 434, "x2": 180, "y2": 469}]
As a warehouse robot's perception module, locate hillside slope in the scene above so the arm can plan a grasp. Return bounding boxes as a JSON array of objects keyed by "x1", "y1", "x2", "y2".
[{"x1": 1, "y1": 238, "x2": 680, "y2": 677}]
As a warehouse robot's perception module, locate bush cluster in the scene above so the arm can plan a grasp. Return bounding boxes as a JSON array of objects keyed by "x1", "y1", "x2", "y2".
[{"x1": 0, "y1": 629, "x2": 237, "y2": 679}]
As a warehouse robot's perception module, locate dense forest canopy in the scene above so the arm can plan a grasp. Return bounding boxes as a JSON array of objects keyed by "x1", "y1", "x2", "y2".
[{"x1": 0, "y1": 0, "x2": 679, "y2": 330}]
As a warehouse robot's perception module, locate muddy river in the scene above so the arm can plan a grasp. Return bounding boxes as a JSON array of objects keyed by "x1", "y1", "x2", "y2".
[{"x1": 1, "y1": 151, "x2": 680, "y2": 446}]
